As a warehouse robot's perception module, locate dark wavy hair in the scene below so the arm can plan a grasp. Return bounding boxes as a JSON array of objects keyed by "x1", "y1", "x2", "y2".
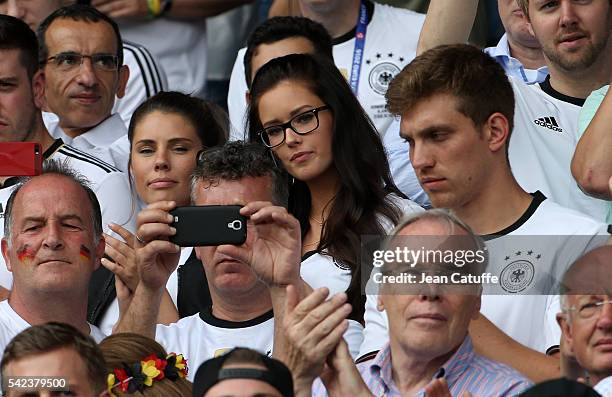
[
  {"x1": 247, "y1": 54, "x2": 405, "y2": 321},
  {"x1": 128, "y1": 91, "x2": 227, "y2": 150}
]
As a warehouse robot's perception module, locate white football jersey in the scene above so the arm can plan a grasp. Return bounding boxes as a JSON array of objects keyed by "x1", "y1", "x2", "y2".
[
  {"x1": 227, "y1": 2, "x2": 425, "y2": 140},
  {"x1": 117, "y1": 41, "x2": 168, "y2": 127},
  {"x1": 509, "y1": 77, "x2": 608, "y2": 221},
  {"x1": 119, "y1": 19, "x2": 207, "y2": 98},
  {"x1": 0, "y1": 300, "x2": 106, "y2": 358},
  {"x1": 155, "y1": 309, "x2": 275, "y2": 381},
  {"x1": 46, "y1": 114, "x2": 130, "y2": 173}
]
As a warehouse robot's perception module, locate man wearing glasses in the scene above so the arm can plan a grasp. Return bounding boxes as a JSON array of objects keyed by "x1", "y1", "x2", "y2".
[
  {"x1": 37, "y1": 5, "x2": 131, "y2": 171},
  {"x1": 558, "y1": 245, "x2": 612, "y2": 393}
]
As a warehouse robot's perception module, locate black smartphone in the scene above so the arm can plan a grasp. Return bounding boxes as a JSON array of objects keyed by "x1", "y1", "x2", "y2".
[{"x1": 169, "y1": 205, "x2": 247, "y2": 247}]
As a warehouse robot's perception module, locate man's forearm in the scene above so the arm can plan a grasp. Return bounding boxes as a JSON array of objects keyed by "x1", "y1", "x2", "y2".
[
  {"x1": 270, "y1": 279, "x2": 313, "y2": 362},
  {"x1": 417, "y1": 0, "x2": 479, "y2": 55},
  {"x1": 156, "y1": 288, "x2": 179, "y2": 325},
  {"x1": 114, "y1": 284, "x2": 163, "y2": 338},
  {"x1": 294, "y1": 378, "x2": 315, "y2": 397},
  {"x1": 470, "y1": 314, "x2": 560, "y2": 382},
  {"x1": 571, "y1": 86, "x2": 612, "y2": 199},
  {"x1": 166, "y1": 0, "x2": 254, "y2": 19}
]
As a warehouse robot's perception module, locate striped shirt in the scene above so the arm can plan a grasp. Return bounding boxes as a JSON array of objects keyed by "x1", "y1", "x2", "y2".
[
  {"x1": 312, "y1": 337, "x2": 531, "y2": 397},
  {"x1": 118, "y1": 41, "x2": 168, "y2": 127}
]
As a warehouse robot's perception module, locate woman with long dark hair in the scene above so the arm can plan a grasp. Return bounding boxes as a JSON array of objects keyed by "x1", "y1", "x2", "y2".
[{"x1": 247, "y1": 54, "x2": 422, "y2": 344}]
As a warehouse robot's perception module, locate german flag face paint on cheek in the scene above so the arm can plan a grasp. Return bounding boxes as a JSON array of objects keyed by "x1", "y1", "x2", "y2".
[
  {"x1": 16, "y1": 245, "x2": 35, "y2": 264},
  {"x1": 79, "y1": 245, "x2": 91, "y2": 262}
]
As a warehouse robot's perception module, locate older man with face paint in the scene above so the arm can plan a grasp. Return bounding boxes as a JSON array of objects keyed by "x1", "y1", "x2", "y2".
[{"x1": 0, "y1": 160, "x2": 107, "y2": 355}]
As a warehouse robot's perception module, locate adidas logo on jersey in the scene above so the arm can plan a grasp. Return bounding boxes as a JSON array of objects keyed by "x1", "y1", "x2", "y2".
[{"x1": 533, "y1": 116, "x2": 563, "y2": 133}]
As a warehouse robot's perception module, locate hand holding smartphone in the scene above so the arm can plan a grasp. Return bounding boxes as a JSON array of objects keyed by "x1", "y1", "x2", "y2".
[{"x1": 169, "y1": 205, "x2": 247, "y2": 247}]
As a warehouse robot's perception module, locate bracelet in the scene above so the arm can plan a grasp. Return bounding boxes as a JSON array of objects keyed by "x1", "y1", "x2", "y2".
[{"x1": 147, "y1": 0, "x2": 162, "y2": 18}]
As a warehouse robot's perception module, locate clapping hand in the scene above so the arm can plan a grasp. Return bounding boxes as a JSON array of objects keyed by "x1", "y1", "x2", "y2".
[{"x1": 424, "y1": 378, "x2": 472, "y2": 397}]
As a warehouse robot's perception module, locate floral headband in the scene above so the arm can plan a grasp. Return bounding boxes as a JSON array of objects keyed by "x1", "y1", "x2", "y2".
[{"x1": 107, "y1": 352, "x2": 188, "y2": 396}]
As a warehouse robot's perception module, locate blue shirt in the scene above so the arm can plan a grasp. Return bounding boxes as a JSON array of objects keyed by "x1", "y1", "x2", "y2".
[
  {"x1": 485, "y1": 34, "x2": 548, "y2": 85},
  {"x1": 312, "y1": 337, "x2": 532, "y2": 397}
]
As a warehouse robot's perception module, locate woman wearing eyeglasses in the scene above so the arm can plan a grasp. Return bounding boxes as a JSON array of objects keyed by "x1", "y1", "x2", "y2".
[
  {"x1": 247, "y1": 54, "x2": 423, "y2": 354},
  {"x1": 99, "y1": 91, "x2": 227, "y2": 333}
]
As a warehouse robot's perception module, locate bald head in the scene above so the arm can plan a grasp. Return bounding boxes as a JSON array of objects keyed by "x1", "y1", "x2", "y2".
[{"x1": 562, "y1": 246, "x2": 612, "y2": 297}]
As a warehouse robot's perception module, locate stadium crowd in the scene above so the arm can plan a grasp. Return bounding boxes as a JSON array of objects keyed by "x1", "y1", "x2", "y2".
[{"x1": 0, "y1": 0, "x2": 610, "y2": 396}]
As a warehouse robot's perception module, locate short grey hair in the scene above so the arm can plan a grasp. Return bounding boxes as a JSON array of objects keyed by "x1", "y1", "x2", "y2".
[
  {"x1": 190, "y1": 141, "x2": 289, "y2": 207},
  {"x1": 558, "y1": 245, "x2": 612, "y2": 320},
  {"x1": 3, "y1": 159, "x2": 102, "y2": 244},
  {"x1": 385, "y1": 208, "x2": 489, "y2": 274}
]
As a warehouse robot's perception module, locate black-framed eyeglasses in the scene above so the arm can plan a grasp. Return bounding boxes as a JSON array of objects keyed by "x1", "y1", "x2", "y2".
[
  {"x1": 42, "y1": 53, "x2": 119, "y2": 72},
  {"x1": 566, "y1": 299, "x2": 612, "y2": 320},
  {"x1": 258, "y1": 106, "x2": 330, "y2": 148}
]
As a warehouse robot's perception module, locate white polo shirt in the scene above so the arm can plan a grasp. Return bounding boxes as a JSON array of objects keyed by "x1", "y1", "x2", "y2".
[
  {"x1": 227, "y1": 1, "x2": 425, "y2": 140},
  {"x1": 0, "y1": 139, "x2": 135, "y2": 290},
  {"x1": 46, "y1": 113, "x2": 130, "y2": 173}
]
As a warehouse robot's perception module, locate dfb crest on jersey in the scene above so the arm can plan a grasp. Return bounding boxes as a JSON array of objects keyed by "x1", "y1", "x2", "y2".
[
  {"x1": 499, "y1": 252, "x2": 537, "y2": 293},
  {"x1": 369, "y1": 62, "x2": 400, "y2": 95}
]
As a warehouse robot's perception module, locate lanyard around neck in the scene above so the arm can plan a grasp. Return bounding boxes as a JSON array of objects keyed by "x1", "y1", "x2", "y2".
[{"x1": 349, "y1": 0, "x2": 368, "y2": 95}]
